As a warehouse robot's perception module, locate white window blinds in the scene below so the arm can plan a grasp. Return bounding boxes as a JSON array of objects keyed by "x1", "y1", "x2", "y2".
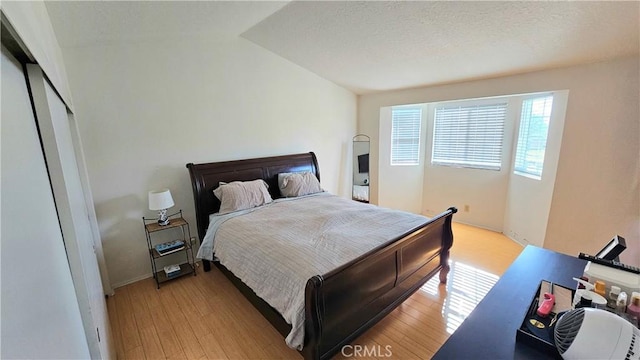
[
  {"x1": 391, "y1": 107, "x2": 422, "y2": 165},
  {"x1": 514, "y1": 95, "x2": 553, "y2": 179},
  {"x1": 432, "y1": 103, "x2": 507, "y2": 171}
]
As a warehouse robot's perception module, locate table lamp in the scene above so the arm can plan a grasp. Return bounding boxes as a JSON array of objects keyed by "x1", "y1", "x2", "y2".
[{"x1": 148, "y1": 189, "x2": 174, "y2": 226}]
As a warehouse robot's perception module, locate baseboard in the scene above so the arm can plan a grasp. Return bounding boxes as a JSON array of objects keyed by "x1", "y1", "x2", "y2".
[
  {"x1": 506, "y1": 234, "x2": 529, "y2": 247},
  {"x1": 111, "y1": 273, "x2": 153, "y2": 289},
  {"x1": 452, "y1": 220, "x2": 527, "y2": 248},
  {"x1": 110, "y1": 261, "x2": 203, "y2": 290},
  {"x1": 453, "y1": 220, "x2": 503, "y2": 233}
]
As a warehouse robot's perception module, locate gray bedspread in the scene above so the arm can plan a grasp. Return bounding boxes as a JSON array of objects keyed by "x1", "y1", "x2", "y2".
[{"x1": 196, "y1": 192, "x2": 428, "y2": 349}]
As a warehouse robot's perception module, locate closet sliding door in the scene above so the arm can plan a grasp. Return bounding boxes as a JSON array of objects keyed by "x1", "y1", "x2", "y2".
[
  {"x1": 1, "y1": 45, "x2": 91, "y2": 359},
  {"x1": 27, "y1": 65, "x2": 112, "y2": 360}
]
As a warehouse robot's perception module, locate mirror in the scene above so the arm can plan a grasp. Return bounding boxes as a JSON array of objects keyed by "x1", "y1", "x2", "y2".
[{"x1": 352, "y1": 134, "x2": 370, "y2": 203}]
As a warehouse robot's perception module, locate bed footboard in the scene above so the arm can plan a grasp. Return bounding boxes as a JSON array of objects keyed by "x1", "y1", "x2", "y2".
[{"x1": 302, "y1": 207, "x2": 456, "y2": 360}]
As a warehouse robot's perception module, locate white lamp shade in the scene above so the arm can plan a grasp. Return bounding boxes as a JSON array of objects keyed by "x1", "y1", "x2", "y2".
[{"x1": 148, "y1": 189, "x2": 174, "y2": 210}]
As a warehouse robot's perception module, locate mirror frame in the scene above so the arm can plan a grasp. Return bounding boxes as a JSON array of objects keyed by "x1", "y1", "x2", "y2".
[{"x1": 352, "y1": 134, "x2": 370, "y2": 203}]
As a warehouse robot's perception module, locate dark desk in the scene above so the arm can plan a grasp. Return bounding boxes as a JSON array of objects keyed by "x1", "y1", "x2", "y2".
[{"x1": 433, "y1": 245, "x2": 587, "y2": 360}]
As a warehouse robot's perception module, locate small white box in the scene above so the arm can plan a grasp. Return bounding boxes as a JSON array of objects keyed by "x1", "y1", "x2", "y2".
[{"x1": 164, "y1": 264, "x2": 180, "y2": 277}]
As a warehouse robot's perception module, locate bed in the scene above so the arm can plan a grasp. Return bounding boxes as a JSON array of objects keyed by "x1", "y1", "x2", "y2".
[{"x1": 186, "y1": 152, "x2": 457, "y2": 360}]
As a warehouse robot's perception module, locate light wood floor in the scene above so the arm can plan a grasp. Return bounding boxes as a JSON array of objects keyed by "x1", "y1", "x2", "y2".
[{"x1": 108, "y1": 222, "x2": 524, "y2": 359}]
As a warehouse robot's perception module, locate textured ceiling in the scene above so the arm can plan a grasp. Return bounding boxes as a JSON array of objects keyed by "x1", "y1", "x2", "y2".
[
  {"x1": 243, "y1": 1, "x2": 640, "y2": 94},
  {"x1": 45, "y1": 1, "x2": 639, "y2": 94}
]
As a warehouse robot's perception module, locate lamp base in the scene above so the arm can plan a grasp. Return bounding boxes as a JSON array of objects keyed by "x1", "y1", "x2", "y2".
[{"x1": 157, "y1": 209, "x2": 170, "y2": 226}]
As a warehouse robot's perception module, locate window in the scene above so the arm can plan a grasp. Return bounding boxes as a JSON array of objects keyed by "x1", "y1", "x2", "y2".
[
  {"x1": 391, "y1": 107, "x2": 422, "y2": 165},
  {"x1": 432, "y1": 102, "x2": 507, "y2": 171},
  {"x1": 514, "y1": 95, "x2": 553, "y2": 179}
]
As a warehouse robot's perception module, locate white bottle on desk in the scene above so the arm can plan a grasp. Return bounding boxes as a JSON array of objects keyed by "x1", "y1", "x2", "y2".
[{"x1": 616, "y1": 291, "x2": 628, "y2": 314}]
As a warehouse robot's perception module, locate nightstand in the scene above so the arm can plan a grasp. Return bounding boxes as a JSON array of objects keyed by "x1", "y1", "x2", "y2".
[{"x1": 143, "y1": 210, "x2": 196, "y2": 288}]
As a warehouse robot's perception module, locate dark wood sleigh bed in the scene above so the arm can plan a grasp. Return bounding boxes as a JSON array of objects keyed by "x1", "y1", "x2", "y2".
[{"x1": 186, "y1": 152, "x2": 457, "y2": 360}]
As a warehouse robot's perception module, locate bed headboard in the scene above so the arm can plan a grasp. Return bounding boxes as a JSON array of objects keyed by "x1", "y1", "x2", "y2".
[{"x1": 186, "y1": 152, "x2": 320, "y2": 241}]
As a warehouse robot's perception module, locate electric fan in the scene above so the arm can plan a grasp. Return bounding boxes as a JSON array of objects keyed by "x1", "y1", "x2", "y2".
[{"x1": 554, "y1": 308, "x2": 639, "y2": 359}]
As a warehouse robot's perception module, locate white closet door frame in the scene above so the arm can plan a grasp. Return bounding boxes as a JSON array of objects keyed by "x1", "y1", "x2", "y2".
[
  {"x1": 67, "y1": 111, "x2": 114, "y2": 296},
  {"x1": 27, "y1": 64, "x2": 112, "y2": 360}
]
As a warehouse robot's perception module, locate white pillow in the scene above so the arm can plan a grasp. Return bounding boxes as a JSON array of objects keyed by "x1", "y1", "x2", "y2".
[
  {"x1": 213, "y1": 179, "x2": 272, "y2": 214},
  {"x1": 278, "y1": 172, "x2": 323, "y2": 197}
]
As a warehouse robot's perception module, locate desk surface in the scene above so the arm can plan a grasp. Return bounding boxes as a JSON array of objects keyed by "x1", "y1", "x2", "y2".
[{"x1": 433, "y1": 245, "x2": 587, "y2": 359}]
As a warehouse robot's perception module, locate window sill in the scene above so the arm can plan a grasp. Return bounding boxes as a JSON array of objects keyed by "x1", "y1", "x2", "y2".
[{"x1": 514, "y1": 171, "x2": 541, "y2": 181}]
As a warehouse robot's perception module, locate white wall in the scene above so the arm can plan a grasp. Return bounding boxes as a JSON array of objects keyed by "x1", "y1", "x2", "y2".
[
  {"x1": 1, "y1": 1, "x2": 73, "y2": 107},
  {"x1": 1, "y1": 45, "x2": 90, "y2": 360},
  {"x1": 378, "y1": 105, "x2": 428, "y2": 214},
  {"x1": 377, "y1": 93, "x2": 556, "y2": 234},
  {"x1": 503, "y1": 91, "x2": 568, "y2": 247},
  {"x1": 61, "y1": 37, "x2": 357, "y2": 287},
  {"x1": 359, "y1": 56, "x2": 639, "y2": 265},
  {"x1": 544, "y1": 58, "x2": 639, "y2": 266},
  {"x1": 421, "y1": 98, "x2": 518, "y2": 231}
]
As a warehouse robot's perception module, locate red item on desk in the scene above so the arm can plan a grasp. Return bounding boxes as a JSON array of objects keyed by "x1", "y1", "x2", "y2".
[{"x1": 537, "y1": 293, "x2": 556, "y2": 317}]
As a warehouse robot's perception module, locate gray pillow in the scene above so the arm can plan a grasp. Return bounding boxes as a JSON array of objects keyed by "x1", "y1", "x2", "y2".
[
  {"x1": 213, "y1": 179, "x2": 272, "y2": 214},
  {"x1": 278, "y1": 172, "x2": 323, "y2": 197}
]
